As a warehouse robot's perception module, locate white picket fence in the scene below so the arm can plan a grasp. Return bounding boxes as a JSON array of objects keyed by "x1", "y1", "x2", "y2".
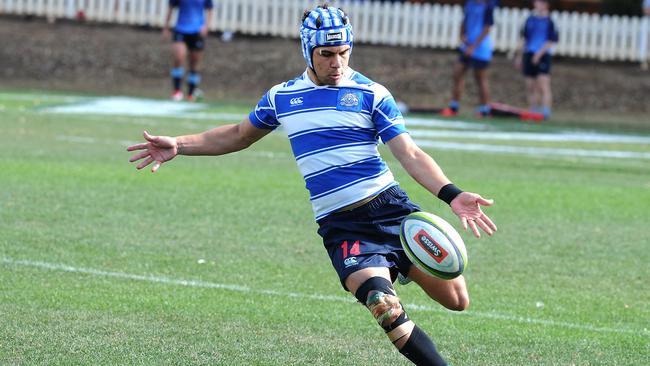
[{"x1": 1, "y1": 0, "x2": 648, "y2": 62}]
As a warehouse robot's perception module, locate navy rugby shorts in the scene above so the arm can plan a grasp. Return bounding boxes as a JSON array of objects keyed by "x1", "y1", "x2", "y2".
[
  {"x1": 523, "y1": 52, "x2": 552, "y2": 77},
  {"x1": 457, "y1": 49, "x2": 490, "y2": 70},
  {"x1": 173, "y1": 31, "x2": 205, "y2": 50},
  {"x1": 317, "y1": 185, "x2": 421, "y2": 291}
]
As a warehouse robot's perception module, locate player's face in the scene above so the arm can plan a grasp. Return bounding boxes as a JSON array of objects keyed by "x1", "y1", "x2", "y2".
[
  {"x1": 533, "y1": 0, "x2": 549, "y2": 12},
  {"x1": 311, "y1": 45, "x2": 351, "y2": 85}
]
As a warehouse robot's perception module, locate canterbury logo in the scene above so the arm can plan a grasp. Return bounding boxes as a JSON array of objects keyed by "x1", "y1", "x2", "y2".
[
  {"x1": 289, "y1": 97, "x2": 303, "y2": 106},
  {"x1": 326, "y1": 32, "x2": 343, "y2": 41},
  {"x1": 343, "y1": 257, "x2": 358, "y2": 267}
]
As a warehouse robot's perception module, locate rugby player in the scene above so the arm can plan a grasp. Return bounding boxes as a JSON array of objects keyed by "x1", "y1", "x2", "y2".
[
  {"x1": 513, "y1": 0, "x2": 559, "y2": 120},
  {"x1": 129, "y1": 5, "x2": 497, "y2": 365},
  {"x1": 162, "y1": 0, "x2": 213, "y2": 101},
  {"x1": 640, "y1": 0, "x2": 650, "y2": 70},
  {"x1": 442, "y1": 0, "x2": 497, "y2": 117}
]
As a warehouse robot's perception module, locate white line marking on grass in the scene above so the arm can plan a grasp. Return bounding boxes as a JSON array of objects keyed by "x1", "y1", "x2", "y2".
[
  {"x1": 41, "y1": 96, "x2": 244, "y2": 122},
  {"x1": 2, "y1": 257, "x2": 250, "y2": 292},
  {"x1": 183, "y1": 112, "x2": 245, "y2": 121},
  {"x1": 245, "y1": 151, "x2": 292, "y2": 159},
  {"x1": 80, "y1": 115, "x2": 168, "y2": 126},
  {"x1": 416, "y1": 140, "x2": 650, "y2": 160},
  {"x1": 2, "y1": 257, "x2": 647, "y2": 337},
  {"x1": 57, "y1": 135, "x2": 139, "y2": 147},
  {"x1": 410, "y1": 129, "x2": 650, "y2": 144},
  {"x1": 0, "y1": 93, "x2": 89, "y2": 102},
  {"x1": 45, "y1": 97, "x2": 205, "y2": 116},
  {"x1": 56, "y1": 135, "x2": 96, "y2": 144},
  {"x1": 406, "y1": 117, "x2": 490, "y2": 130}
]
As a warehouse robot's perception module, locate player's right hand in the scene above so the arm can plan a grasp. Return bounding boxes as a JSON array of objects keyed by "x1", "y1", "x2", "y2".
[
  {"x1": 162, "y1": 28, "x2": 171, "y2": 40},
  {"x1": 127, "y1": 131, "x2": 178, "y2": 172}
]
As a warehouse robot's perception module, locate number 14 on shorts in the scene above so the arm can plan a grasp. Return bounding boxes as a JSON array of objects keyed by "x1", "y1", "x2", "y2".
[{"x1": 341, "y1": 240, "x2": 361, "y2": 258}]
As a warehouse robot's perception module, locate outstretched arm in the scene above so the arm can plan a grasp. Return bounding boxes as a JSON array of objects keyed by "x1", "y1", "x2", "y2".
[
  {"x1": 386, "y1": 133, "x2": 497, "y2": 238},
  {"x1": 175, "y1": 117, "x2": 270, "y2": 155},
  {"x1": 127, "y1": 117, "x2": 271, "y2": 172}
]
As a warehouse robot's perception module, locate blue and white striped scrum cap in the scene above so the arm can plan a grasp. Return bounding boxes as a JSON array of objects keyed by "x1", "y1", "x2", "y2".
[{"x1": 300, "y1": 6, "x2": 354, "y2": 69}]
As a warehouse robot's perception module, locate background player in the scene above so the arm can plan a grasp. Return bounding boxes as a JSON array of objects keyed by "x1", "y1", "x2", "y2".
[
  {"x1": 162, "y1": 0, "x2": 214, "y2": 101},
  {"x1": 641, "y1": 0, "x2": 650, "y2": 70},
  {"x1": 514, "y1": 0, "x2": 559, "y2": 120},
  {"x1": 128, "y1": 5, "x2": 496, "y2": 365},
  {"x1": 442, "y1": 0, "x2": 497, "y2": 117}
]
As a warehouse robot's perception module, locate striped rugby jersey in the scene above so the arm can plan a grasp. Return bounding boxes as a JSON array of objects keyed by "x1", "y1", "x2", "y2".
[{"x1": 248, "y1": 68, "x2": 407, "y2": 221}]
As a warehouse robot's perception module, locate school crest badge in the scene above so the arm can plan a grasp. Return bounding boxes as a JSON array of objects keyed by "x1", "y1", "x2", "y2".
[{"x1": 336, "y1": 89, "x2": 363, "y2": 112}]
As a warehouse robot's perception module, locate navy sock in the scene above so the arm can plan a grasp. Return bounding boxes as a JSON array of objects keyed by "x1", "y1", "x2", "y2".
[
  {"x1": 171, "y1": 67, "x2": 184, "y2": 92},
  {"x1": 187, "y1": 72, "x2": 201, "y2": 96},
  {"x1": 399, "y1": 325, "x2": 448, "y2": 366}
]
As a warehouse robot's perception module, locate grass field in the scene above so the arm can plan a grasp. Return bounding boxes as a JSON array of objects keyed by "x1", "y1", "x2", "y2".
[{"x1": 1, "y1": 90, "x2": 649, "y2": 365}]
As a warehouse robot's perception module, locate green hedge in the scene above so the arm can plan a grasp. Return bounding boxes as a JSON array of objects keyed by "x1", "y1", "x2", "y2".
[{"x1": 601, "y1": 0, "x2": 644, "y2": 16}]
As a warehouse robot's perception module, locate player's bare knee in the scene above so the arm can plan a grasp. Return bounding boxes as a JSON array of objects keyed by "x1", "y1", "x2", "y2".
[{"x1": 443, "y1": 292, "x2": 470, "y2": 312}]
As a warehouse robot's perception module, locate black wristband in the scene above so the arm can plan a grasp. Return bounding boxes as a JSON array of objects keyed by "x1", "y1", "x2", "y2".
[{"x1": 437, "y1": 183, "x2": 463, "y2": 205}]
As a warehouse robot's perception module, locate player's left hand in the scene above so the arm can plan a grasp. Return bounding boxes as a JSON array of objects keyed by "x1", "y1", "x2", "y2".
[
  {"x1": 532, "y1": 52, "x2": 543, "y2": 65},
  {"x1": 464, "y1": 45, "x2": 475, "y2": 57},
  {"x1": 450, "y1": 192, "x2": 497, "y2": 238}
]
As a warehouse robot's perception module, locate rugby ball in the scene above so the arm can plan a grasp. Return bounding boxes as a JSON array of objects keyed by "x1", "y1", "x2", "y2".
[{"x1": 400, "y1": 211, "x2": 467, "y2": 280}]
